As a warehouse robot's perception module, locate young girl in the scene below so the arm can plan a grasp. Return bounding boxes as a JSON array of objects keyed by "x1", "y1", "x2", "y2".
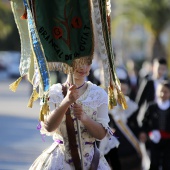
[
  {"x1": 139, "y1": 80, "x2": 170, "y2": 170},
  {"x1": 29, "y1": 57, "x2": 115, "y2": 170}
]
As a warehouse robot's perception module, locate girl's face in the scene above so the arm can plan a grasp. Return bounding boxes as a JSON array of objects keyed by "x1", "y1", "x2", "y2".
[
  {"x1": 153, "y1": 62, "x2": 167, "y2": 79},
  {"x1": 157, "y1": 85, "x2": 170, "y2": 102},
  {"x1": 73, "y1": 59, "x2": 91, "y2": 79}
]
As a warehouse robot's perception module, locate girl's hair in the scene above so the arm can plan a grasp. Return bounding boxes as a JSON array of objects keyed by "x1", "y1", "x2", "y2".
[{"x1": 152, "y1": 58, "x2": 167, "y2": 66}]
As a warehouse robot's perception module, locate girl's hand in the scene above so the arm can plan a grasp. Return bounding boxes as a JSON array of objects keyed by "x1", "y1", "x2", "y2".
[
  {"x1": 65, "y1": 85, "x2": 79, "y2": 105},
  {"x1": 72, "y1": 103, "x2": 87, "y2": 121}
]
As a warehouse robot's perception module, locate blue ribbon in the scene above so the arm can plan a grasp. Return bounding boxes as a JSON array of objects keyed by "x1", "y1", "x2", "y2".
[{"x1": 22, "y1": 0, "x2": 50, "y2": 92}]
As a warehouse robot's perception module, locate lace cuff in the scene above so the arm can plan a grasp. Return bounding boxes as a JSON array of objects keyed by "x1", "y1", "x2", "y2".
[
  {"x1": 97, "y1": 112, "x2": 119, "y2": 152},
  {"x1": 40, "y1": 121, "x2": 57, "y2": 136},
  {"x1": 96, "y1": 117, "x2": 113, "y2": 136},
  {"x1": 98, "y1": 115, "x2": 119, "y2": 155},
  {"x1": 99, "y1": 133, "x2": 119, "y2": 155}
]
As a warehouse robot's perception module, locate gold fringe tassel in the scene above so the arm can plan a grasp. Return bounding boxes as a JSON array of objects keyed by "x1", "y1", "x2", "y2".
[
  {"x1": 39, "y1": 96, "x2": 49, "y2": 122},
  {"x1": 39, "y1": 109, "x2": 44, "y2": 122},
  {"x1": 9, "y1": 76, "x2": 22, "y2": 92},
  {"x1": 117, "y1": 88, "x2": 128, "y2": 110},
  {"x1": 27, "y1": 89, "x2": 39, "y2": 108},
  {"x1": 108, "y1": 85, "x2": 117, "y2": 110}
]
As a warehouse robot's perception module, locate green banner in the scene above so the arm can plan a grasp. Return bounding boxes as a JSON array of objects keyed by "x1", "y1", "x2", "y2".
[{"x1": 34, "y1": 0, "x2": 93, "y2": 66}]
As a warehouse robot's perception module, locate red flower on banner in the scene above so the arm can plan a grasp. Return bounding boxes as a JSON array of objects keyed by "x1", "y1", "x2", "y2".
[
  {"x1": 53, "y1": 27, "x2": 63, "y2": 39},
  {"x1": 71, "y1": 17, "x2": 82, "y2": 29}
]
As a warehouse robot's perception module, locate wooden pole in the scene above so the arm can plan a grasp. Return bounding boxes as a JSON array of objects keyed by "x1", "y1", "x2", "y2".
[{"x1": 70, "y1": 71, "x2": 84, "y2": 170}]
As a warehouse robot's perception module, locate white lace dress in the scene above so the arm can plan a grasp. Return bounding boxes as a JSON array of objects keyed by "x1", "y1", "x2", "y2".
[{"x1": 29, "y1": 81, "x2": 115, "y2": 170}]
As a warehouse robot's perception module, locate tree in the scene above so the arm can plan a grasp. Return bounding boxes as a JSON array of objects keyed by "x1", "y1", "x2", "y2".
[
  {"x1": 114, "y1": 0, "x2": 170, "y2": 59},
  {"x1": 0, "y1": 1, "x2": 20, "y2": 51},
  {"x1": 0, "y1": 1, "x2": 13, "y2": 39}
]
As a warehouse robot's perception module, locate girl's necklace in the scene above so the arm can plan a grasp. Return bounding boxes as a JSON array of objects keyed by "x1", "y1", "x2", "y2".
[{"x1": 67, "y1": 82, "x2": 86, "y2": 89}]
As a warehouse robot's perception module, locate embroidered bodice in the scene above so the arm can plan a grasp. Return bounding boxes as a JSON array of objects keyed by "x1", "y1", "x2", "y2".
[{"x1": 40, "y1": 81, "x2": 114, "y2": 164}]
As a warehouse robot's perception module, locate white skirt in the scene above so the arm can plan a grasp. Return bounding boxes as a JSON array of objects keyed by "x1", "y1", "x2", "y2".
[{"x1": 29, "y1": 142, "x2": 111, "y2": 170}]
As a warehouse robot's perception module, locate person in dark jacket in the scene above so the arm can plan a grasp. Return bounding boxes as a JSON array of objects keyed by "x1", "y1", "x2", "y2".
[
  {"x1": 100, "y1": 67, "x2": 142, "y2": 170},
  {"x1": 139, "y1": 81, "x2": 170, "y2": 170},
  {"x1": 135, "y1": 58, "x2": 168, "y2": 126}
]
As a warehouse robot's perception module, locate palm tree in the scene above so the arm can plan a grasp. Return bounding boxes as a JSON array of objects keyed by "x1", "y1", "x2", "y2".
[{"x1": 113, "y1": 0, "x2": 170, "y2": 59}]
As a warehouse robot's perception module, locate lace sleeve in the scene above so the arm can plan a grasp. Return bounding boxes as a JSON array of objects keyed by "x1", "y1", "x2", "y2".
[
  {"x1": 40, "y1": 83, "x2": 63, "y2": 136},
  {"x1": 97, "y1": 104, "x2": 119, "y2": 155},
  {"x1": 48, "y1": 83, "x2": 63, "y2": 108},
  {"x1": 97, "y1": 87, "x2": 108, "y2": 107},
  {"x1": 96, "y1": 103, "x2": 109, "y2": 128},
  {"x1": 96, "y1": 103, "x2": 116, "y2": 141}
]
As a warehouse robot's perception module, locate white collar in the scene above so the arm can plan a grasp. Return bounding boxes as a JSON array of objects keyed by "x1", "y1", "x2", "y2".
[{"x1": 157, "y1": 99, "x2": 170, "y2": 110}]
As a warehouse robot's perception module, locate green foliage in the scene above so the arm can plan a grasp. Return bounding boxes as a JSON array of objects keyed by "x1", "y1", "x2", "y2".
[
  {"x1": 115, "y1": 0, "x2": 170, "y2": 35},
  {"x1": 0, "y1": 1, "x2": 13, "y2": 39},
  {"x1": 112, "y1": 0, "x2": 170, "y2": 59},
  {"x1": 0, "y1": 2, "x2": 20, "y2": 50}
]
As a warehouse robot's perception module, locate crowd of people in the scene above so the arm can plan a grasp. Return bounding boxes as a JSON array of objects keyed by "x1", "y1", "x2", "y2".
[
  {"x1": 29, "y1": 56, "x2": 170, "y2": 170},
  {"x1": 92, "y1": 57, "x2": 170, "y2": 170}
]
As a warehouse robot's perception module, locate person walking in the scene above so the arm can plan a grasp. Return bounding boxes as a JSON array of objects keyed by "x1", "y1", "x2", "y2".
[
  {"x1": 135, "y1": 58, "x2": 168, "y2": 126},
  {"x1": 100, "y1": 67, "x2": 142, "y2": 170},
  {"x1": 139, "y1": 81, "x2": 170, "y2": 170},
  {"x1": 29, "y1": 57, "x2": 116, "y2": 170}
]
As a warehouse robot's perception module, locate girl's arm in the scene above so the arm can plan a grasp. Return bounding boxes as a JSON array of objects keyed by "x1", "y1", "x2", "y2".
[
  {"x1": 44, "y1": 85, "x2": 79, "y2": 132},
  {"x1": 73, "y1": 103, "x2": 107, "y2": 140}
]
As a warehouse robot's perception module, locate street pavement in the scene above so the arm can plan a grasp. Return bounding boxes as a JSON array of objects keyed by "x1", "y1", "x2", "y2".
[{"x1": 0, "y1": 77, "x2": 52, "y2": 170}]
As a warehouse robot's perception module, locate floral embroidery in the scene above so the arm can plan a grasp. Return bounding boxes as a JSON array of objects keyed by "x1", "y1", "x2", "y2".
[
  {"x1": 93, "y1": 111, "x2": 97, "y2": 115},
  {"x1": 53, "y1": 26, "x2": 63, "y2": 39},
  {"x1": 71, "y1": 17, "x2": 82, "y2": 28},
  {"x1": 38, "y1": 82, "x2": 111, "y2": 170},
  {"x1": 85, "y1": 153, "x2": 89, "y2": 157}
]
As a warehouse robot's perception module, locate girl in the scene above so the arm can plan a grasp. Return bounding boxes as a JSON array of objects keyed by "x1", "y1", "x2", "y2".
[{"x1": 29, "y1": 57, "x2": 115, "y2": 170}]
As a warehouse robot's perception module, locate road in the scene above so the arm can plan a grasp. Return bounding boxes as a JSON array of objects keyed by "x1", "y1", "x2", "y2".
[{"x1": 0, "y1": 78, "x2": 52, "y2": 170}]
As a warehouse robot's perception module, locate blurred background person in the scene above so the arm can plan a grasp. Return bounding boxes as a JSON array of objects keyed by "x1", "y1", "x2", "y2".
[
  {"x1": 139, "y1": 81, "x2": 170, "y2": 170},
  {"x1": 137, "y1": 60, "x2": 153, "y2": 85},
  {"x1": 126, "y1": 59, "x2": 139, "y2": 101},
  {"x1": 135, "y1": 58, "x2": 168, "y2": 127},
  {"x1": 100, "y1": 67, "x2": 142, "y2": 170}
]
